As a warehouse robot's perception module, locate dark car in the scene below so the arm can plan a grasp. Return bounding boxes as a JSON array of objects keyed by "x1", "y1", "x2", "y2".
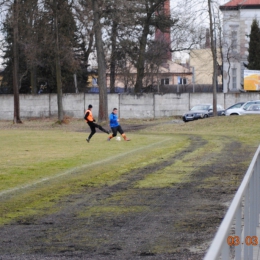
[{"x1": 182, "y1": 104, "x2": 225, "y2": 122}]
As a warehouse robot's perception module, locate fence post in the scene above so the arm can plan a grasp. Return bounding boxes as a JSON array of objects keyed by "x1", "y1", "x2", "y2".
[
  {"x1": 235, "y1": 206, "x2": 242, "y2": 260},
  {"x1": 244, "y1": 185, "x2": 250, "y2": 259},
  {"x1": 221, "y1": 240, "x2": 229, "y2": 259},
  {"x1": 249, "y1": 177, "x2": 254, "y2": 259},
  {"x1": 257, "y1": 157, "x2": 260, "y2": 225}
]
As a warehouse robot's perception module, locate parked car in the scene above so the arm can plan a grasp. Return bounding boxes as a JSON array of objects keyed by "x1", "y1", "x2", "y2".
[
  {"x1": 241, "y1": 104, "x2": 260, "y2": 115},
  {"x1": 225, "y1": 100, "x2": 260, "y2": 116},
  {"x1": 182, "y1": 104, "x2": 225, "y2": 122},
  {"x1": 224, "y1": 102, "x2": 245, "y2": 116}
]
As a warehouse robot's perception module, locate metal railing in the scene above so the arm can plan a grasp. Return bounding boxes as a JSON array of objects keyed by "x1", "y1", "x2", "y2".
[{"x1": 204, "y1": 145, "x2": 260, "y2": 260}]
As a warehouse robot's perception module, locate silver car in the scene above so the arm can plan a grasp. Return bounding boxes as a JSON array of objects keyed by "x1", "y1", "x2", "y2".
[
  {"x1": 241, "y1": 104, "x2": 260, "y2": 115},
  {"x1": 224, "y1": 102, "x2": 245, "y2": 116},
  {"x1": 225, "y1": 100, "x2": 260, "y2": 116}
]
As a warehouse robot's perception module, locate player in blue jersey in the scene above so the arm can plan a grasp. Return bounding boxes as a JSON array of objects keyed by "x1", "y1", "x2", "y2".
[{"x1": 107, "y1": 108, "x2": 130, "y2": 141}]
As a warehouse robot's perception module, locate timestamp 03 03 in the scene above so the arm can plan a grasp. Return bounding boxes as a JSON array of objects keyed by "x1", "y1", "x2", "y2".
[{"x1": 227, "y1": 235, "x2": 258, "y2": 246}]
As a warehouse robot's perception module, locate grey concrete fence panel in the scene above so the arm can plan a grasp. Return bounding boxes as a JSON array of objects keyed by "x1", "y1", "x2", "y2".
[{"x1": 1, "y1": 92, "x2": 260, "y2": 120}]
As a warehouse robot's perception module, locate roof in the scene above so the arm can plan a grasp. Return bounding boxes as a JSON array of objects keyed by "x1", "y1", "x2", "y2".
[
  {"x1": 220, "y1": 0, "x2": 260, "y2": 10},
  {"x1": 158, "y1": 60, "x2": 191, "y2": 74}
]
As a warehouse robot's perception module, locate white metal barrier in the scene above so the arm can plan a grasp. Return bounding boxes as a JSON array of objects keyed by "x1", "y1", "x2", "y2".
[{"x1": 204, "y1": 145, "x2": 260, "y2": 260}]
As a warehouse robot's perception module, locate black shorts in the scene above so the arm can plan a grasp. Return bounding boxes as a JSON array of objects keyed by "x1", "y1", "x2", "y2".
[{"x1": 111, "y1": 125, "x2": 124, "y2": 136}]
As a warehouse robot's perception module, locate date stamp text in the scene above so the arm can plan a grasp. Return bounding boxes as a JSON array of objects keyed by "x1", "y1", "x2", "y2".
[{"x1": 227, "y1": 236, "x2": 258, "y2": 246}]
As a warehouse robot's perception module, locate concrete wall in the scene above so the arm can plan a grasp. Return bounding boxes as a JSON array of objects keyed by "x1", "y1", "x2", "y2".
[
  {"x1": 224, "y1": 93, "x2": 260, "y2": 109},
  {"x1": 155, "y1": 93, "x2": 189, "y2": 118},
  {"x1": 1, "y1": 92, "x2": 260, "y2": 120},
  {"x1": 63, "y1": 94, "x2": 85, "y2": 118},
  {"x1": 119, "y1": 94, "x2": 154, "y2": 119}
]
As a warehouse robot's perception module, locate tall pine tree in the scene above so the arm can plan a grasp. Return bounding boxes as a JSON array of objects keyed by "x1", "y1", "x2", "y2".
[{"x1": 245, "y1": 19, "x2": 260, "y2": 70}]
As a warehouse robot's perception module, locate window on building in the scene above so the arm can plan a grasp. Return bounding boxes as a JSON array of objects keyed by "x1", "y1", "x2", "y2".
[
  {"x1": 161, "y1": 78, "x2": 169, "y2": 85},
  {"x1": 231, "y1": 30, "x2": 237, "y2": 50},
  {"x1": 177, "y1": 77, "x2": 187, "y2": 85},
  {"x1": 232, "y1": 68, "x2": 237, "y2": 89}
]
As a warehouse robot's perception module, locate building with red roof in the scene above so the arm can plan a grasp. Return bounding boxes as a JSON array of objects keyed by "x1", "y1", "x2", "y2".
[
  {"x1": 220, "y1": 0, "x2": 260, "y2": 92},
  {"x1": 220, "y1": 0, "x2": 260, "y2": 8}
]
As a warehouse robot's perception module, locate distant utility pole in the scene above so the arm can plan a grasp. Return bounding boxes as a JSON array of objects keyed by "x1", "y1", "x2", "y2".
[{"x1": 208, "y1": 0, "x2": 218, "y2": 116}]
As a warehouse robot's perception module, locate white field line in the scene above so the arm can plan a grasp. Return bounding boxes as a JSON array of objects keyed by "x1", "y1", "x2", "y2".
[{"x1": 0, "y1": 138, "x2": 172, "y2": 197}]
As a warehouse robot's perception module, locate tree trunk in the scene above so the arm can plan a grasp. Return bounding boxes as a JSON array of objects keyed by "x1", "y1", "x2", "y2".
[
  {"x1": 92, "y1": 0, "x2": 108, "y2": 122},
  {"x1": 30, "y1": 65, "x2": 37, "y2": 94},
  {"x1": 54, "y1": 0, "x2": 63, "y2": 122},
  {"x1": 84, "y1": 30, "x2": 94, "y2": 67},
  {"x1": 110, "y1": 20, "x2": 118, "y2": 94},
  {"x1": 29, "y1": 1, "x2": 37, "y2": 95},
  {"x1": 56, "y1": 54, "x2": 63, "y2": 121},
  {"x1": 217, "y1": 18, "x2": 224, "y2": 87},
  {"x1": 208, "y1": 0, "x2": 217, "y2": 116},
  {"x1": 74, "y1": 73, "x2": 79, "y2": 93},
  {"x1": 13, "y1": 0, "x2": 22, "y2": 124},
  {"x1": 134, "y1": 21, "x2": 150, "y2": 93}
]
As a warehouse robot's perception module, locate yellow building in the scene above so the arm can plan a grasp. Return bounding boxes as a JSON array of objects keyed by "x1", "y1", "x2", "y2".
[
  {"x1": 189, "y1": 49, "x2": 222, "y2": 85},
  {"x1": 106, "y1": 60, "x2": 192, "y2": 89}
]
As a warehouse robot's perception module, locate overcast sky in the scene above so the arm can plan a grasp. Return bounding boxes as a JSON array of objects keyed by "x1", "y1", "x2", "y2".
[{"x1": 171, "y1": 0, "x2": 228, "y2": 62}]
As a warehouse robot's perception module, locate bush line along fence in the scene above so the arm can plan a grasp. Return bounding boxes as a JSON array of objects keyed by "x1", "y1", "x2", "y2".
[{"x1": 1, "y1": 92, "x2": 260, "y2": 120}]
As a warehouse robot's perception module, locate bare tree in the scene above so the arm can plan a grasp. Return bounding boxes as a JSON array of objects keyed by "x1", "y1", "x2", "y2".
[
  {"x1": 207, "y1": 0, "x2": 217, "y2": 116},
  {"x1": 12, "y1": 0, "x2": 22, "y2": 123},
  {"x1": 0, "y1": 0, "x2": 23, "y2": 122},
  {"x1": 52, "y1": 0, "x2": 63, "y2": 122},
  {"x1": 73, "y1": 0, "x2": 95, "y2": 92},
  {"x1": 115, "y1": 0, "x2": 203, "y2": 93},
  {"x1": 134, "y1": 0, "x2": 174, "y2": 93},
  {"x1": 92, "y1": 0, "x2": 108, "y2": 122},
  {"x1": 25, "y1": 0, "x2": 39, "y2": 94},
  {"x1": 100, "y1": 0, "x2": 121, "y2": 93},
  {"x1": 109, "y1": 19, "x2": 118, "y2": 94},
  {"x1": 216, "y1": 6, "x2": 223, "y2": 87}
]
